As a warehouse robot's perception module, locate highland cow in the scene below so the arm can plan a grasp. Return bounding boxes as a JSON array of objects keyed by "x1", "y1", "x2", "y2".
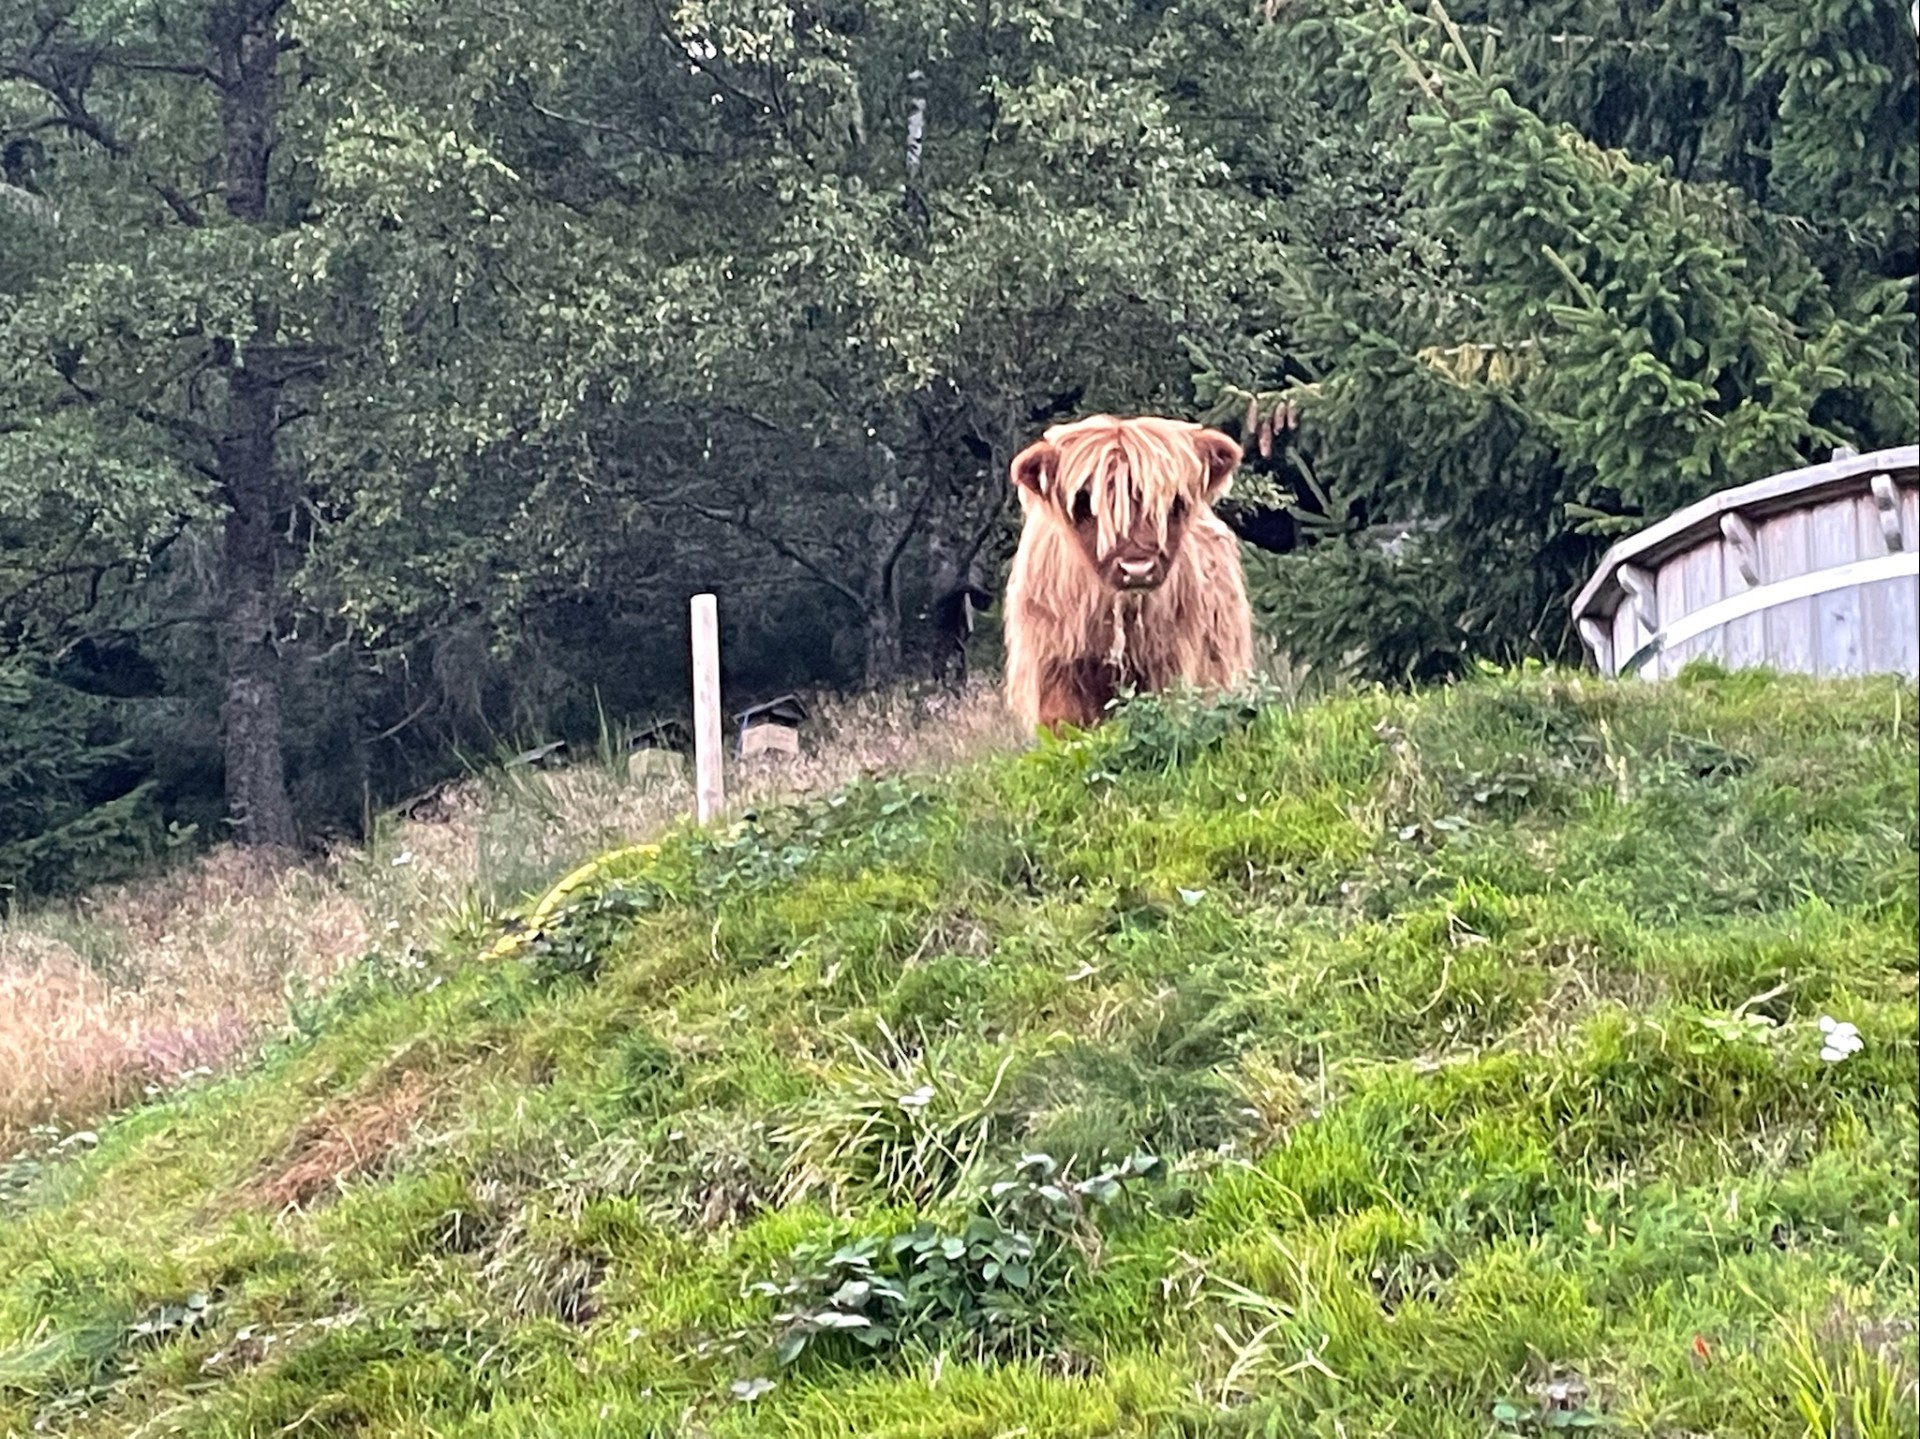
[{"x1": 1001, "y1": 413, "x2": 1255, "y2": 733}]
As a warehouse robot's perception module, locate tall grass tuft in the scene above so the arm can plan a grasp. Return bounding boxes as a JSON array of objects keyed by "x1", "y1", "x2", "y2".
[{"x1": 1, "y1": 678, "x2": 1020, "y2": 1153}]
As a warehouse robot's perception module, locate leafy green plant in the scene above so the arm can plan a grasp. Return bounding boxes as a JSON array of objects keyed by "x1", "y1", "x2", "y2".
[
  {"x1": 751, "y1": 1152, "x2": 1160, "y2": 1367},
  {"x1": 1490, "y1": 1396, "x2": 1605, "y2": 1431},
  {"x1": 1081, "y1": 682, "x2": 1288, "y2": 784},
  {"x1": 517, "y1": 880, "x2": 667, "y2": 988},
  {"x1": 126, "y1": 1291, "x2": 212, "y2": 1349},
  {"x1": 685, "y1": 778, "x2": 942, "y2": 897}
]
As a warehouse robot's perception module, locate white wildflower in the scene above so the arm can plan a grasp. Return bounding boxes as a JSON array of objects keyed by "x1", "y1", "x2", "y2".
[
  {"x1": 897, "y1": 1084, "x2": 934, "y2": 1111},
  {"x1": 1817, "y1": 1014, "x2": 1863, "y2": 1064}
]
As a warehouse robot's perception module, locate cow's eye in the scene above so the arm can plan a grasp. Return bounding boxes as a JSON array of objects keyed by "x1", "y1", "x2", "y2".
[{"x1": 1070, "y1": 492, "x2": 1093, "y2": 523}]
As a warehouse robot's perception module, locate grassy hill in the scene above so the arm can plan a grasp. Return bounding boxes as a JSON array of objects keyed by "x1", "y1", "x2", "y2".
[{"x1": 0, "y1": 666, "x2": 1914, "y2": 1438}]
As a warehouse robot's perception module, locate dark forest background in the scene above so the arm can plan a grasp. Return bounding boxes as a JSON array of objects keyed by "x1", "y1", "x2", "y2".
[{"x1": 2, "y1": 0, "x2": 1913, "y2": 895}]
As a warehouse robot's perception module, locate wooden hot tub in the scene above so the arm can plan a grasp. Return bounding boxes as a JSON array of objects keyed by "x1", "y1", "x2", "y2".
[{"x1": 1571, "y1": 445, "x2": 1919, "y2": 681}]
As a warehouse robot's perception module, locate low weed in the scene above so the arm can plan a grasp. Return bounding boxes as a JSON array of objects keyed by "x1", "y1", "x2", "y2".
[{"x1": 748, "y1": 1152, "x2": 1159, "y2": 1369}]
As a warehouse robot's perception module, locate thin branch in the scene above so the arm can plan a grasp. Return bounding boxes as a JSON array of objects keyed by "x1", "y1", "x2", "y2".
[
  {"x1": 650, "y1": 13, "x2": 773, "y2": 115},
  {"x1": 133, "y1": 405, "x2": 215, "y2": 447},
  {"x1": 0, "y1": 559, "x2": 113, "y2": 619},
  {"x1": 18, "y1": 113, "x2": 89, "y2": 138},
  {"x1": 150, "y1": 179, "x2": 206, "y2": 227},
  {"x1": 721, "y1": 405, "x2": 785, "y2": 432},
  {"x1": 680, "y1": 500, "x2": 868, "y2": 609},
  {"x1": 527, "y1": 96, "x2": 636, "y2": 139},
  {"x1": 20, "y1": 100, "x2": 126, "y2": 156},
  {"x1": 102, "y1": 56, "x2": 230, "y2": 89},
  {"x1": 880, "y1": 468, "x2": 939, "y2": 576},
  {"x1": 648, "y1": 0, "x2": 805, "y2": 163},
  {"x1": 3, "y1": 63, "x2": 207, "y2": 224},
  {"x1": 957, "y1": 495, "x2": 1008, "y2": 575},
  {"x1": 368, "y1": 696, "x2": 434, "y2": 744}
]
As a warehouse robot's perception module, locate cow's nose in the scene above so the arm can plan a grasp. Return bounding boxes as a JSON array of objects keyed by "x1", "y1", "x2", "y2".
[{"x1": 1118, "y1": 559, "x2": 1156, "y2": 584}]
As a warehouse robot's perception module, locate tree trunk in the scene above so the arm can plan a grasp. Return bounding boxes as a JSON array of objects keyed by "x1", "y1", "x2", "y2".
[
  {"x1": 213, "y1": 0, "x2": 298, "y2": 850},
  {"x1": 861, "y1": 590, "x2": 903, "y2": 689},
  {"x1": 920, "y1": 404, "x2": 1007, "y2": 688},
  {"x1": 925, "y1": 527, "x2": 979, "y2": 687},
  {"x1": 215, "y1": 1, "x2": 276, "y2": 223},
  {"x1": 861, "y1": 470, "x2": 906, "y2": 687},
  {"x1": 218, "y1": 365, "x2": 298, "y2": 850}
]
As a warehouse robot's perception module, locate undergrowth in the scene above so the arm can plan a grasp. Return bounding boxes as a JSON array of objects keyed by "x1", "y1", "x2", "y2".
[{"x1": 0, "y1": 664, "x2": 1914, "y2": 1437}]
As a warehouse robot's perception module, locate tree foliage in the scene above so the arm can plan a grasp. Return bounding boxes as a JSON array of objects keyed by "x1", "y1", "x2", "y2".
[
  {"x1": 0, "y1": 662, "x2": 165, "y2": 899},
  {"x1": 1225, "y1": 0, "x2": 1916, "y2": 678},
  {"x1": 1, "y1": 0, "x2": 1913, "y2": 888}
]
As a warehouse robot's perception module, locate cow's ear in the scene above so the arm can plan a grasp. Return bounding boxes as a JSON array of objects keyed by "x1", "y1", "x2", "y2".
[
  {"x1": 1011, "y1": 439, "x2": 1057, "y2": 498},
  {"x1": 1194, "y1": 428, "x2": 1242, "y2": 501}
]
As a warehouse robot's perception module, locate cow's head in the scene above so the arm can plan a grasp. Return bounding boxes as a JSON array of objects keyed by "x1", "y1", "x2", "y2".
[{"x1": 1011, "y1": 414, "x2": 1241, "y2": 592}]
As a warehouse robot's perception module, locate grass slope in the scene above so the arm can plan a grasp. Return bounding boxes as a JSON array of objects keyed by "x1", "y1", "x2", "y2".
[{"x1": 0, "y1": 666, "x2": 1914, "y2": 1438}]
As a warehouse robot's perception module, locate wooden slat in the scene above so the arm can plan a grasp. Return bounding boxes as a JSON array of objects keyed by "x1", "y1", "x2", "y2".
[
  {"x1": 1857, "y1": 576, "x2": 1918, "y2": 678},
  {"x1": 1719, "y1": 519, "x2": 1765, "y2": 670},
  {"x1": 1808, "y1": 497, "x2": 1864, "y2": 675},
  {"x1": 1611, "y1": 604, "x2": 1639, "y2": 681},
  {"x1": 1900, "y1": 488, "x2": 1920, "y2": 680},
  {"x1": 1759, "y1": 509, "x2": 1816, "y2": 674},
  {"x1": 1655, "y1": 553, "x2": 1689, "y2": 679},
  {"x1": 1616, "y1": 564, "x2": 1656, "y2": 680},
  {"x1": 1853, "y1": 491, "x2": 1919, "y2": 677},
  {"x1": 1680, "y1": 539, "x2": 1726, "y2": 668},
  {"x1": 1856, "y1": 497, "x2": 1898, "y2": 676}
]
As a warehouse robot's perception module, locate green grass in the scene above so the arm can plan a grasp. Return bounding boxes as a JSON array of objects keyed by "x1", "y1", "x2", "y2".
[{"x1": 1, "y1": 664, "x2": 1914, "y2": 1437}]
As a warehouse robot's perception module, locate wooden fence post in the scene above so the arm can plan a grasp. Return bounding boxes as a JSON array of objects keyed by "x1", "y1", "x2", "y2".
[{"x1": 691, "y1": 594, "x2": 724, "y2": 824}]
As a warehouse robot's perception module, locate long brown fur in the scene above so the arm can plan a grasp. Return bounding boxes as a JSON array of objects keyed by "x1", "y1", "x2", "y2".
[{"x1": 1001, "y1": 414, "x2": 1255, "y2": 733}]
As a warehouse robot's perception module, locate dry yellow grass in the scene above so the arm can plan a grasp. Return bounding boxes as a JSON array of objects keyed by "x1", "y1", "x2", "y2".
[
  {"x1": 239, "y1": 1065, "x2": 437, "y2": 1212},
  {"x1": 0, "y1": 849, "x2": 371, "y2": 1152},
  {"x1": 0, "y1": 678, "x2": 1022, "y2": 1155}
]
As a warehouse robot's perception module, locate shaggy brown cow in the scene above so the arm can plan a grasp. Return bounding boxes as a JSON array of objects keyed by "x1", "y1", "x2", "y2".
[{"x1": 1001, "y1": 413, "x2": 1254, "y2": 733}]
